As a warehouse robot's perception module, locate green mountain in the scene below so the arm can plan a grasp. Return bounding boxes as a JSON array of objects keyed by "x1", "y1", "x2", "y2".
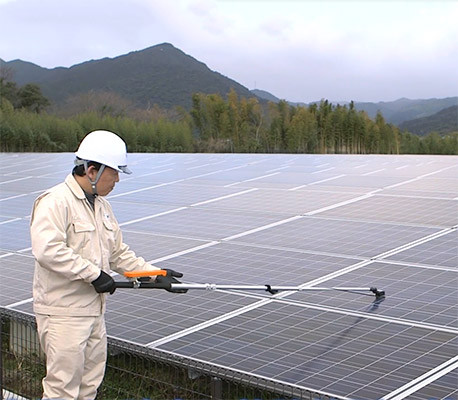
[
  {"x1": 1, "y1": 43, "x2": 259, "y2": 109},
  {"x1": 3, "y1": 43, "x2": 456, "y2": 123},
  {"x1": 398, "y1": 105, "x2": 458, "y2": 136},
  {"x1": 353, "y1": 97, "x2": 458, "y2": 125}
]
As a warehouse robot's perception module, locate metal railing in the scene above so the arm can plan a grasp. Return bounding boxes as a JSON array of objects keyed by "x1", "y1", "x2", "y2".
[{"x1": 1, "y1": 308, "x2": 336, "y2": 400}]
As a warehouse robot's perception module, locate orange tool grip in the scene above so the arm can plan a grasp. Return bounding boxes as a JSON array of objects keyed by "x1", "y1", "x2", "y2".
[{"x1": 124, "y1": 270, "x2": 167, "y2": 278}]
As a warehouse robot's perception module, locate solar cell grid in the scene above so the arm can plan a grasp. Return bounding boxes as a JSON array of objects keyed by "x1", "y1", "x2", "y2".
[
  {"x1": 383, "y1": 176, "x2": 458, "y2": 196},
  {"x1": 0, "y1": 176, "x2": 64, "y2": 194},
  {"x1": 317, "y1": 195, "x2": 457, "y2": 227},
  {"x1": 4, "y1": 164, "x2": 58, "y2": 179},
  {"x1": 406, "y1": 369, "x2": 458, "y2": 400},
  {"x1": 129, "y1": 167, "x2": 224, "y2": 183},
  {"x1": 222, "y1": 171, "x2": 350, "y2": 190},
  {"x1": 379, "y1": 189, "x2": 457, "y2": 200},
  {"x1": 110, "y1": 183, "x2": 250, "y2": 206},
  {"x1": 157, "y1": 302, "x2": 458, "y2": 400},
  {"x1": 363, "y1": 161, "x2": 456, "y2": 179},
  {"x1": 0, "y1": 193, "x2": 37, "y2": 218},
  {"x1": 0, "y1": 219, "x2": 31, "y2": 251},
  {"x1": 0, "y1": 253, "x2": 34, "y2": 306},
  {"x1": 123, "y1": 206, "x2": 282, "y2": 241},
  {"x1": 232, "y1": 216, "x2": 439, "y2": 258},
  {"x1": 311, "y1": 175, "x2": 407, "y2": 189},
  {"x1": 192, "y1": 178, "x2": 300, "y2": 190},
  {"x1": 432, "y1": 167, "x2": 458, "y2": 178},
  {"x1": 194, "y1": 188, "x2": 360, "y2": 215},
  {"x1": 2, "y1": 156, "x2": 59, "y2": 178},
  {"x1": 286, "y1": 261, "x2": 458, "y2": 328},
  {"x1": 385, "y1": 230, "x2": 458, "y2": 268},
  {"x1": 109, "y1": 201, "x2": 179, "y2": 224},
  {"x1": 302, "y1": 184, "x2": 377, "y2": 195},
  {"x1": 120, "y1": 230, "x2": 211, "y2": 261},
  {"x1": 105, "y1": 290, "x2": 257, "y2": 345},
  {"x1": 1, "y1": 153, "x2": 457, "y2": 399},
  {"x1": 155, "y1": 242, "x2": 359, "y2": 287}
]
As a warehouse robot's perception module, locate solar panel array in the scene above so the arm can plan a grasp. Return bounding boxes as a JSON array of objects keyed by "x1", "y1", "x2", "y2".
[{"x1": 1, "y1": 152, "x2": 457, "y2": 400}]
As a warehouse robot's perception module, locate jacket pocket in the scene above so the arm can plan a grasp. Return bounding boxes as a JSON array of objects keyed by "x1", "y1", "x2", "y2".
[
  {"x1": 102, "y1": 218, "x2": 114, "y2": 231},
  {"x1": 71, "y1": 220, "x2": 95, "y2": 254},
  {"x1": 73, "y1": 221, "x2": 95, "y2": 233}
]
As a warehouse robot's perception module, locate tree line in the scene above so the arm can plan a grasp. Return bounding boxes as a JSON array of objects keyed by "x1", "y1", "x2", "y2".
[
  {"x1": 0, "y1": 83, "x2": 456, "y2": 155},
  {"x1": 190, "y1": 91, "x2": 457, "y2": 154}
]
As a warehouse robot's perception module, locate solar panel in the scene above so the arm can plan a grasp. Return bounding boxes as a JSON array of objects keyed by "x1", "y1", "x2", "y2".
[
  {"x1": 156, "y1": 242, "x2": 360, "y2": 287},
  {"x1": 0, "y1": 193, "x2": 37, "y2": 218},
  {"x1": 0, "y1": 176, "x2": 65, "y2": 194},
  {"x1": 382, "y1": 177, "x2": 458, "y2": 199},
  {"x1": 306, "y1": 174, "x2": 409, "y2": 189},
  {"x1": 385, "y1": 230, "x2": 458, "y2": 268},
  {"x1": 0, "y1": 253, "x2": 34, "y2": 306},
  {"x1": 156, "y1": 301, "x2": 458, "y2": 399},
  {"x1": 0, "y1": 152, "x2": 456, "y2": 400},
  {"x1": 229, "y1": 216, "x2": 440, "y2": 258},
  {"x1": 105, "y1": 289, "x2": 258, "y2": 345},
  {"x1": 0, "y1": 219, "x2": 31, "y2": 251},
  {"x1": 286, "y1": 260, "x2": 458, "y2": 328},
  {"x1": 110, "y1": 201, "x2": 180, "y2": 224},
  {"x1": 405, "y1": 368, "x2": 458, "y2": 399},
  {"x1": 318, "y1": 195, "x2": 457, "y2": 227},
  {"x1": 122, "y1": 207, "x2": 282, "y2": 241},
  {"x1": 192, "y1": 188, "x2": 363, "y2": 215},
  {"x1": 112, "y1": 183, "x2": 253, "y2": 207},
  {"x1": 120, "y1": 231, "x2": 210, "y2": 262}
]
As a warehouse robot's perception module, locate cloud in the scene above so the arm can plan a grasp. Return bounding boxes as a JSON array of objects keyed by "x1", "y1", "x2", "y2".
[
  {"x1": 0, "y1": 0, "x2": 162, "y2": 66},
  {"x1": 1, "y1": 0, "x2": 457, "y2": 102},
  {"x1": 188, "y1": 1, "x2": 229, "y2": 36},
  {"x1": 259, "y1": 17, "x2": 292, "y2": 40}
]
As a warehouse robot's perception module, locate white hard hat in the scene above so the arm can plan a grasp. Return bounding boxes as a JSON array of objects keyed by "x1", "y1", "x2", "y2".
[{"x1": 75, "y1": 130, "x2": 131, "y2": 174}]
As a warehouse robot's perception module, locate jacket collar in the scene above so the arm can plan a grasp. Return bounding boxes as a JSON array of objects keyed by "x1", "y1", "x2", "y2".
[{"x1": 65, "y1": 174, "x2": 87, "y2": 200}]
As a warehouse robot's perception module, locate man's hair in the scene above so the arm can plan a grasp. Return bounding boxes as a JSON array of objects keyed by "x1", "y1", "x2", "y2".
[{"x1": 72, "y1": 159, "x2": 103, "y2": 176}]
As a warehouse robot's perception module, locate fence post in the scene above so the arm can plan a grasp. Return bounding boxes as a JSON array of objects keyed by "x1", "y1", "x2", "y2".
[{"x1": 211, "y1": 377, "x2": 222, "y2": 400}]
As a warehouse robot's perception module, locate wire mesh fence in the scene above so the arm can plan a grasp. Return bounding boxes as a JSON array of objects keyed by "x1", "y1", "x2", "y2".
[{"x1": 1, "y1": 308, "x2": 337, "y2": 400}]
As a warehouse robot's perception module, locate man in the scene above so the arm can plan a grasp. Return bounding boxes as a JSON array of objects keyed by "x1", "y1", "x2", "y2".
[{"x1": 30, "y1": 130, "x2": 184, "y2": 399}]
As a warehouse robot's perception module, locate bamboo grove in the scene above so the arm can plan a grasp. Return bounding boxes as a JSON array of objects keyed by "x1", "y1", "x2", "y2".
[{"x1": 1, "y1": 89, "x2": 456, "y2": 154}]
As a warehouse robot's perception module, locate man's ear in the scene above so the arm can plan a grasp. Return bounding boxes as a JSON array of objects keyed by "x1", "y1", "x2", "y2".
[{"x1": 86, "y1": 165, "x2": 99, "y2": 180}]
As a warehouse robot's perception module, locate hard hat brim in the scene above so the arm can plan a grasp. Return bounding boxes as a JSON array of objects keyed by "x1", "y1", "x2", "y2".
[{"x1": 119, "y1": 166, "x2": 132, "y2": 174}]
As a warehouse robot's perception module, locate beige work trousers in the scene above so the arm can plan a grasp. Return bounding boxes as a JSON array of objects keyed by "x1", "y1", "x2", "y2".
[{"x1": 35, "y1": 313, "x2": 107, "y2": 400}]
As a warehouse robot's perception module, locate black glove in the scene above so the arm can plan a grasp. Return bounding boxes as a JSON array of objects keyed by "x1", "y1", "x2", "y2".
[
  {"x1": 91, "y1": 271, "x2": 116, "y2": 294},
  {"x1": 155, "y1": 269, "x2": 188, "y2": 293}
]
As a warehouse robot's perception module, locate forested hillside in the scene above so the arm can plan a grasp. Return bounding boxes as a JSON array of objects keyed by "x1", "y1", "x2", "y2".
[
  {"x1": 399, "y1": 106, "x2": 458, "y2": 136},
  {"x1": 353, "y1": 97, "x2": 458, "y2": 125},
  {"x1": 1, "y1": 43, "x2": 456, "y2": 155},
  {"x1": 1, "y1": 89, "x2": 456, "y2": 155},
  {"x1": 252, "y1": 89, "x2": 458, "y2": 126},
  {"x1": 3, "y1": 44, "x2": 456, "y2": 125}
]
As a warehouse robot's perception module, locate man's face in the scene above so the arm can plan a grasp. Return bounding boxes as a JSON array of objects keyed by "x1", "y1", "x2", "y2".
[{"x1": 88, "y1": 166, "x2": 119, "y2": 196}]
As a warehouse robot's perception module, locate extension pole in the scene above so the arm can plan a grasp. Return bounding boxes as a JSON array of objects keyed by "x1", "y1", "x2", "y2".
[
  {"x1": 114, "y1": 281, "x2": 385, "y2": 298},
  {"x1": 116, "y1": 270, "x2": 385, "y2": 298}
]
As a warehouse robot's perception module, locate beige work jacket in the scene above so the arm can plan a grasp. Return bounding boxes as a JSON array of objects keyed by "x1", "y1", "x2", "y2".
[{"x1": 30, "y1": 174, "x2": 156, "y2": 316}]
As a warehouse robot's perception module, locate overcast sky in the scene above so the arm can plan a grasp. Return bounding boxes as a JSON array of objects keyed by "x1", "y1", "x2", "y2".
[{"x1": 1, "y1": 0, "x2": 457, "y2": 103}]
